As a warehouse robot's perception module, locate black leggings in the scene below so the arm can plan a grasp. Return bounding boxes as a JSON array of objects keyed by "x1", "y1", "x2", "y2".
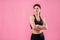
[{"x1": 31, "y1": 32, "x2": 45, "y2": 40}]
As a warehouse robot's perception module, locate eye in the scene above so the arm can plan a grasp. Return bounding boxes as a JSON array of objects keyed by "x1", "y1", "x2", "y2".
[{"x1": 37, "y1": 8, "x2": 38, "y2": 9}]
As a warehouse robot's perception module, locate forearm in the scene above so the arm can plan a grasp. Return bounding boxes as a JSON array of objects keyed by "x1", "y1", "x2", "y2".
[
  {"x1": 36, "y1": 25, "x2": 47, "y2": 30},
  {"x1": 33, "y1": 25, "x2": 41, "y2": 31},
  {"x1": 34, "y1": 27, "x2": 41, "y2": 32}
]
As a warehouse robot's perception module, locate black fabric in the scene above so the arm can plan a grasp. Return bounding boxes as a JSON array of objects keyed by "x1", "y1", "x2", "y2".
[
  {"x1": 33, "y1": 15, "x2": 43, "y2": 25},
  {"x1": 30, "y1": 14, "x2": 43, "y2": 29},
  {"x1": 31, "y1": 32, "x2": 45, "y2": 40}
]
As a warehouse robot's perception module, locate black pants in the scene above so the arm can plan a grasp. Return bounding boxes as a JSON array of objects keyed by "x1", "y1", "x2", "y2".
[{"x1": 31, "y1": 32, "x2": 45, "y2": 40}]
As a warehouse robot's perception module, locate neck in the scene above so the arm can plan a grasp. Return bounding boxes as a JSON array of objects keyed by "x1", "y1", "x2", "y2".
[{"x1": 34, "y1": 13, "x2": 40, "y2": 17}]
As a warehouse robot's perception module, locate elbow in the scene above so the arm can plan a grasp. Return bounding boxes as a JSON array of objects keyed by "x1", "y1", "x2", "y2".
[
  {"x1": 42, "y1": 24, "x2": 48, "y2": 30},
  {"x1": 44, "y1": 26, "x2": 48, "y2": 30},
  {"x1": 45, "y1": 25, "x2": 48, "y2": 30}
]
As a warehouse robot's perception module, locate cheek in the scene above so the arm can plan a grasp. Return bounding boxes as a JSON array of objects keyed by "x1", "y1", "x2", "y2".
[
  {"x1": 39, "y1": 9, "x2": 40, "y2": 12},
  {"x1": 34, "y1": 9, "x2": 36, "y2": 12}
]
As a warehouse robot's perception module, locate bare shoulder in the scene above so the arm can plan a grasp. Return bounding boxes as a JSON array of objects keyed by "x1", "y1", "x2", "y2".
[{"x1": 29, "y1": 15, "x2": 34, "y2": 20}]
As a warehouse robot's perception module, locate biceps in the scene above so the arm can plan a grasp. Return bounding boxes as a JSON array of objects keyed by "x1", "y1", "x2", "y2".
[
  {"x1": 43, "y1": 21, "x2": 48, "y2": 29},
  {"x1": 30, "y1": 20, "x2": 36, "y2": 29},
  {"x1": 30, "y1": 18, "x2": 36, "y2": 29}
]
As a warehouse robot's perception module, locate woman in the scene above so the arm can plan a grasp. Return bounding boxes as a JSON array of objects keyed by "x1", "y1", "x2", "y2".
[{"x1": 29, "y1": 4, "x2": 48, "y2": 40}]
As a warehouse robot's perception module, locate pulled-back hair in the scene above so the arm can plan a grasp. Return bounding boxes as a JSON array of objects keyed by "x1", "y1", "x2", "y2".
[{"x1": 33, "y1": 4, "x2": 41, "y2": 9}]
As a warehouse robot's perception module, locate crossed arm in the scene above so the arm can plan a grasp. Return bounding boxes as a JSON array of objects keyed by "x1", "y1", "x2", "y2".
[
  {"x1": 29, "y1": 16, "x2": 48, "y2": 31},
  {"x1": 36, "y1": 18, "x2": 48, "y2": 30}
]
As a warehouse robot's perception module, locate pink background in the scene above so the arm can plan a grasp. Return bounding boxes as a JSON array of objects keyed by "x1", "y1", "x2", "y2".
[{"x1": 0, "y1": 0, "x2": 60, "y2": 40}]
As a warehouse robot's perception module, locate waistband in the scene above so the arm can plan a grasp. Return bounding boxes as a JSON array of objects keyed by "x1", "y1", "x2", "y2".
[{"x1": 32, "y1": 32, "x2": 43, "y2": 35}]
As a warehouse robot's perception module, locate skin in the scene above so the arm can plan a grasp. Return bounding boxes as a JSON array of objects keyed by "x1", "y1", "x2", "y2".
[{"x1": 29, "y1": 6, "x2": 48, "y2": 34}]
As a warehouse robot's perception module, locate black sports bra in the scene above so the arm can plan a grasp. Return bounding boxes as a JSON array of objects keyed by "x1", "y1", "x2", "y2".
[{"x1": 30, "y1": 15, "x2": 43, "y2": 29}]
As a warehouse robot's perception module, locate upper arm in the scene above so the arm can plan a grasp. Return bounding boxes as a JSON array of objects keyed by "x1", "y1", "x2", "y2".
[
  {"x1": 42, "y1": 18, "x2": 48, "y2": 29},
  {"x1": 29, "y1": 16, "x2": 36, "y2": 29}
]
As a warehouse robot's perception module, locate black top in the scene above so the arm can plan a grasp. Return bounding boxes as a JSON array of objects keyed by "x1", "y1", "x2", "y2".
[{"x1": 30, "y1": 15, "x2": 43, "y2": 29}]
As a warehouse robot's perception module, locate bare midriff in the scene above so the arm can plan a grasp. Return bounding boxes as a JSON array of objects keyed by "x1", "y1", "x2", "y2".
[{"x1": 32, "y1": 29, "x2": 43, "y2": 34}]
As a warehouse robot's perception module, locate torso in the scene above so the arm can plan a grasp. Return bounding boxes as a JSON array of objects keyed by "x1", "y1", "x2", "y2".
[{"x1": 31, "y1": 15, "x2": 43, "y2": 34}]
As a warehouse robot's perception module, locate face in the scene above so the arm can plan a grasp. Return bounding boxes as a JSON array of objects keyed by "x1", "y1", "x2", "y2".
[{"x1": 33, "y1": 6, "x2": 40, "y2": 14}]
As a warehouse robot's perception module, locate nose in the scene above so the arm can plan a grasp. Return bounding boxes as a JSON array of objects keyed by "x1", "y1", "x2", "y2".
[{"x1": 36, "y1": 9, "x2": 38, "y2": 12}]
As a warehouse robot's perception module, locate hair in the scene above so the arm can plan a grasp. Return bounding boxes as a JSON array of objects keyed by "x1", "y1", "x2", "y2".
[{"x1": 33, "y1": 4, "x2": 41, "y2": 9}]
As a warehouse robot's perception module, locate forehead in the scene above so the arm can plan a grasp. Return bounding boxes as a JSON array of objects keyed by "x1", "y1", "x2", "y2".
[{"x1": 34, "y1": 6, "x2": 40, "y2": 8}]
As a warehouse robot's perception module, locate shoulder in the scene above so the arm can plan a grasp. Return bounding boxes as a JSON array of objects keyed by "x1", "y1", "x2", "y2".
[{"x1": 29, "y1": 15, "x2": 34, "y2": 20}]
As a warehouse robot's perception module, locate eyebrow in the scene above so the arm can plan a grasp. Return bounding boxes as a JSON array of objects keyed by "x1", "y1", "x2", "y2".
[{"x1": 34, "y1": 7, "x2": 39, "y2": 8}]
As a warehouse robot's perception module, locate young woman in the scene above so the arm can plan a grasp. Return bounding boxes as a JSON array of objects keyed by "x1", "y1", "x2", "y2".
[{"x1": 29, "y1": 4, "x2": 48, "y2": 40}]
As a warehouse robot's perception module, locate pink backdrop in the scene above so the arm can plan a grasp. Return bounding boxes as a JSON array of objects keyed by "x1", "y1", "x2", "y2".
[{"x1": 0, "y1": 0, "x2": 60, "y2": 40}]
